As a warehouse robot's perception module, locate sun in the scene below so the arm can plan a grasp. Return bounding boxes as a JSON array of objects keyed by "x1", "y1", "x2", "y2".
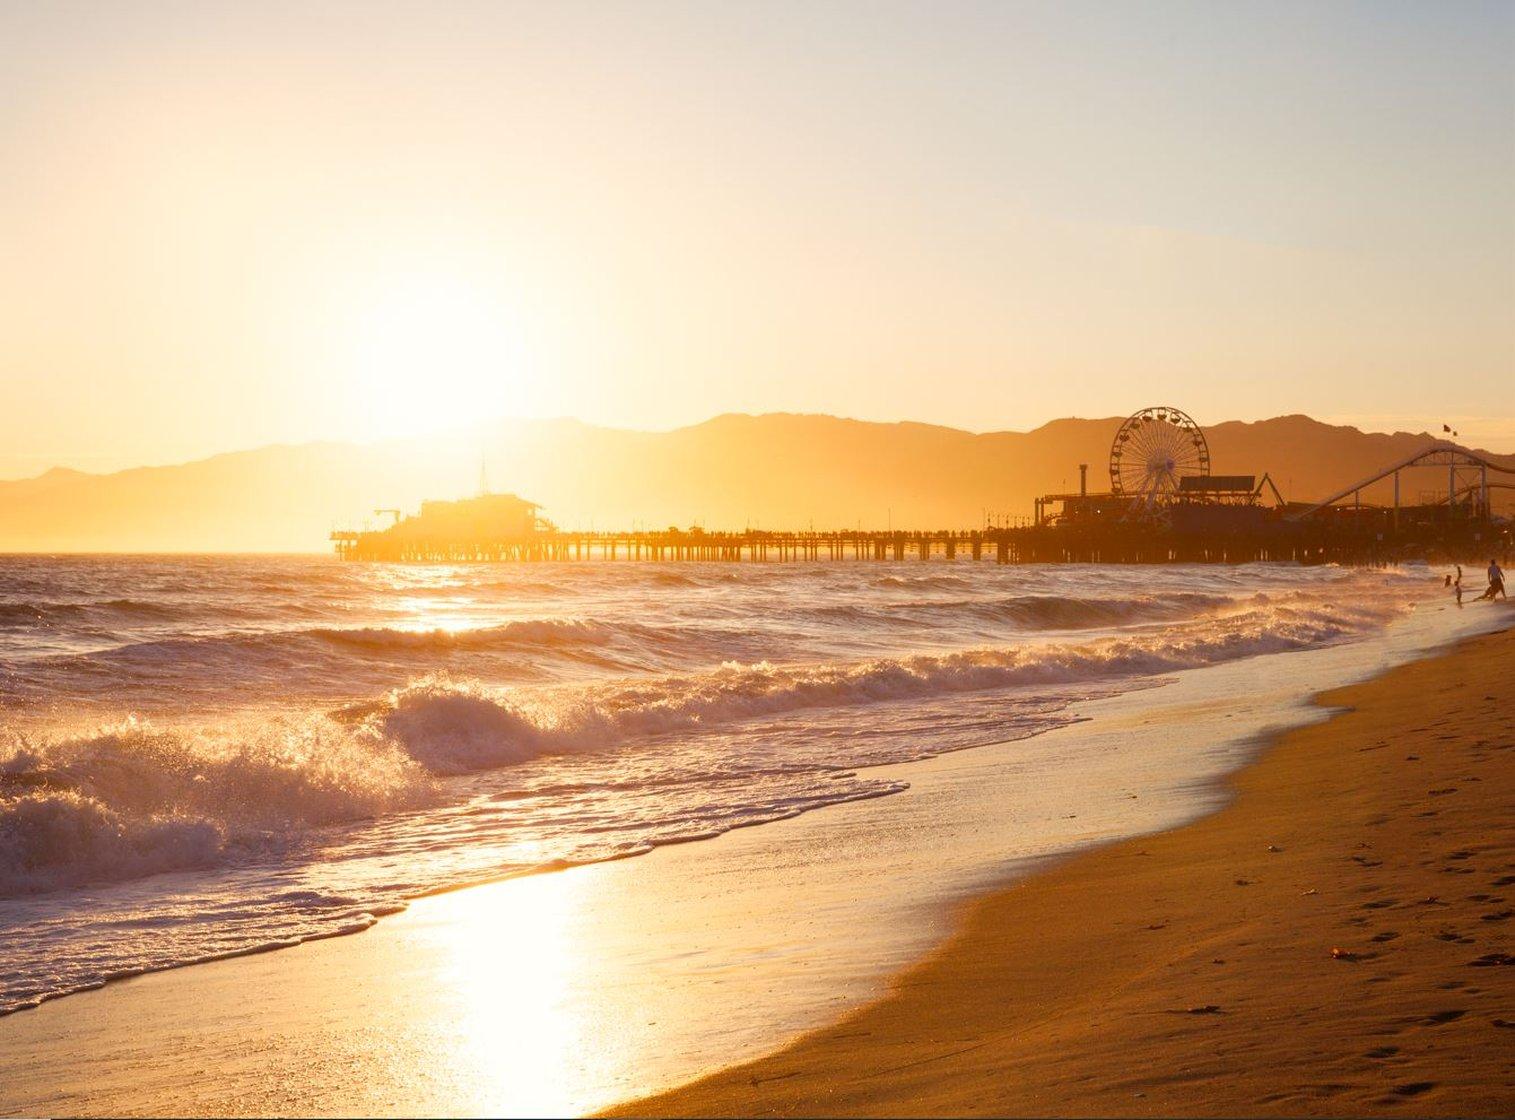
[{"x1": 341, "y1": 270, "x2": 538, "y2": 440}]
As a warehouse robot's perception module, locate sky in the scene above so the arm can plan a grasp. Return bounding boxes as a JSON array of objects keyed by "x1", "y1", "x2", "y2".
[{"x1": 1, "y1": 0, "x2": 1512, "y2": 477}]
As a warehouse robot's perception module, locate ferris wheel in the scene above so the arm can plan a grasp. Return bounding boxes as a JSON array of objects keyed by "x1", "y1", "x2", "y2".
[{"x1": 1109, "y1": 406, "x2": 1210, "y2": 505}]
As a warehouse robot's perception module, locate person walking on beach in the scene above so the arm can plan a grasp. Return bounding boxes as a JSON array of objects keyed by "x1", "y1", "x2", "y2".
[
  {"x1": 1455, "y1": 564, "x2": 1464, "y2": 605},
  {"x1": 1479, "y1": 558, "x2": 1505, "y2": 601}
]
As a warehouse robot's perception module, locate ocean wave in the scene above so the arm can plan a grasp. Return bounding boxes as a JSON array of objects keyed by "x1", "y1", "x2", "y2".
[
  {"x1": 350, "y1": 591, "x2": 1405, "y2": 773},
  {"x1": 816, "y1": 590, "x2": 1237, "y2": 631},
  {"x1": 0, "y1": 717, "x2": 431, "y2": 897},
  {"x1": 0, "y1": 598, "x2": 185, "y2": 628},
  {"x1": 18, "y1": 588, "x2": 1262, "y2": 675},
  {"x1": 0, "y1": 790, "x2": 226, "y2": 896},
  {"x1": 22, "y1": 617, "x2": 712, "y2": 692},
  {"x1": 312, "y1": 617, "x2": 641, "y2": 654},
  {"x1": 874, "y1": 572, "x2": 972, "y2": 589},
  {"x1": 56, "y1": 615, "x2": 735, "y2": 664},
  {"x1": 0, "y1": 596, "x2": 342, "y2": 636},
  {"x1": 0, "y1": 587, "x2": 1412, "y2": 898}
]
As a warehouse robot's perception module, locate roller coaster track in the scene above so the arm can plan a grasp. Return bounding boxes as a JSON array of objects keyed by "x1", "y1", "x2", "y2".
[
  {"x1": 1429, "y1": 481, "x2": 1515, "y2": 506},
  {"x1": 1287, "y1": 442, "x2": 1515, "y2": 521}
]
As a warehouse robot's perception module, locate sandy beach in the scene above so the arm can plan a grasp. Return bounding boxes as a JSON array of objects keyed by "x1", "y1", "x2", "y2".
[
  {"x1": 0, "y1": 597, "x2": 1505, "y2": 1117},
  {"x1": 614, "y1": 624, "x2": 1515, "y2": 1117}
]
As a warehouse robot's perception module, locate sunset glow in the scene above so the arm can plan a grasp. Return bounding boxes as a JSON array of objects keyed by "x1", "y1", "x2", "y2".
[
  {"x1": 1, "y1": 3, "x2": 1510, "y2": 476},
  {"x1": 334, "y1": 270, "x2": 538, "y2": 440},
  {"x1": 0, "y1": 4, "x2": 1512, "y2": 1118}
]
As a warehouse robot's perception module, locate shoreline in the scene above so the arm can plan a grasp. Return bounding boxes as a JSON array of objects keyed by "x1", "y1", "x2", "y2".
[
  {"x1": 609, "y1": 625, "x2": 1515, "y2": 1117},
  {"x1": 0, "y1": 602, "x2": 1505, "y2": 1117}
]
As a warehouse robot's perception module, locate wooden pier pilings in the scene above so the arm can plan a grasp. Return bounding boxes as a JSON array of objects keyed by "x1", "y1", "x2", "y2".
[
  {"x1": 331, "y1": 522, "x2": 1495, "y2": 565},
  {"x1": 331, "y1": 529, "x2": 998, "y2": 564}
]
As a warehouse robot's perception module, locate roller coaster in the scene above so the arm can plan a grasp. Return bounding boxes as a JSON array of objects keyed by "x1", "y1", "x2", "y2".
[
  {"x1": 1288, "y1": 442, "x2": 1514, "y2": 524},
  {"x1": 1029, "y1": 408, "x2": 1514, "y2": 563}
]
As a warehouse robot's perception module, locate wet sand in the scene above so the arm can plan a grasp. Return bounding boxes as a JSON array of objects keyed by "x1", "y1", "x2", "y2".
[{"x1": 611, "y1": 626, "x2": 1515, "y2": 1117}]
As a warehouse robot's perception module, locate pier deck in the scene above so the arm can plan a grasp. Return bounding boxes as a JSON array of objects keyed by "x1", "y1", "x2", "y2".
[{"x1": 331, "y1": 522, "x2": 1496, "y2": 565}]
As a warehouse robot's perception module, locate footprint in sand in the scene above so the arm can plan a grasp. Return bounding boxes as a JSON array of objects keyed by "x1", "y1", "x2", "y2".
[
  {"x1": 1420, "y1": 1010, "x2": 1466, "y2": 1025},
  {"x1": 1391, "y1": 1081, "x2": 1437, "y2": 1097},
  {"x1": 1467, "y1": 952, "x2": 1514, "y2": 967}
]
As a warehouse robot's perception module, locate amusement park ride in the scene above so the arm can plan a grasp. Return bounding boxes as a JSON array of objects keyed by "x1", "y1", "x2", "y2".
[
  {"x1": 1110, "y1": 405, "x2": 1211, "y2": 501},
  {"x1": 1035, "y1": 406, "x2": 1284, "y2": 527},
  {"x1": 1035, "y1": 405, "x2": 1510, "y2": 532}
]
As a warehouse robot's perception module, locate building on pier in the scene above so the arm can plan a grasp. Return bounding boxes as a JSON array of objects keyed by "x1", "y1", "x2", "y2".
[{"x1": 332, "y1": 492, "x2": 552, "y2": 560}]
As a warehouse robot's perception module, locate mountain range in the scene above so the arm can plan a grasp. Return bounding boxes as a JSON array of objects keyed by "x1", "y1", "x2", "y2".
[{"x1": 0, "y1": 413, "x2": 1507, "y2": 552}]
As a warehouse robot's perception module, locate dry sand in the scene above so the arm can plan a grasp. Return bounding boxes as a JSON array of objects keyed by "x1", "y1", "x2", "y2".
[{"x1": 610, "y1": 627, "x2": 1515, "y2": 1117}]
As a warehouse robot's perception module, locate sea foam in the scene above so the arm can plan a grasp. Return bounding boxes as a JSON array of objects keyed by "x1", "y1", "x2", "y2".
[{"x1": 2, "y1": 581, "x2": 1410, "y2": 897}]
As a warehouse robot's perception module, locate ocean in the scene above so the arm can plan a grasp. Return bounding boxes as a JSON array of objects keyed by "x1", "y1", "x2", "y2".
[{"x1": 0, "y1": 555, "x2": 1438, "y2": 1015}]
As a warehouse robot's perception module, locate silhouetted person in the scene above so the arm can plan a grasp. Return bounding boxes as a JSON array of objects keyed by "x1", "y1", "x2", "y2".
[{"x1": 1479, "y1": 558, "x2": 1505, "y2": 601}]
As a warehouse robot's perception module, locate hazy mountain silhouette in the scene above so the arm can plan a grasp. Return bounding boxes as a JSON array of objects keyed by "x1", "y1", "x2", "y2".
[{"x1": 0, "y1": 413, "x2": 1507, "y2": 552}]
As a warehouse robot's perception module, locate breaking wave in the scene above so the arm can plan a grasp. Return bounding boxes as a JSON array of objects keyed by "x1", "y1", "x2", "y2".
[
  {"x1": 377, "y1": 593, "x2": 1395, "y2": 764},
  {"x1": 0, "y1": 718, "x2": 430, "y2": 897},
  {"x1": 0, "y1": 589, "x2": 1407, "y2": 899}
]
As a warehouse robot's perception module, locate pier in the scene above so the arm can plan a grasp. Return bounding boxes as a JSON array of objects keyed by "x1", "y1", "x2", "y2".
[
  {"x1": 332, "y1": 409, "x2": 1514, "y2": 566},
  {"x1": 330, "y1": 521, "x2": 1497, "y2": 566}
]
